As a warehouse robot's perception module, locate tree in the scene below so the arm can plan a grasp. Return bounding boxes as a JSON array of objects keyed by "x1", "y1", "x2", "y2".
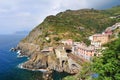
[
  {"x1": 53, "y1": 37, "x2": 60, "y2": 41},
  {"x1": 92, "y1": 37, "x2": 120, "y2": 80},
  {"x1": 77, "y1": 62, "x2": 92, "y2": 80}
]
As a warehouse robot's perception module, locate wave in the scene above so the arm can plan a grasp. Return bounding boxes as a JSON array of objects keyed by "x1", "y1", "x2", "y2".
[{"x1": 18, "y1": 62, "x2": 47, "y2": 73}]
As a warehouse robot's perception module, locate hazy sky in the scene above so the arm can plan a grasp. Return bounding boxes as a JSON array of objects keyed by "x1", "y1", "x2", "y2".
[{"x1": 0, "y1": 0, "x2": 120, "y2": 34}]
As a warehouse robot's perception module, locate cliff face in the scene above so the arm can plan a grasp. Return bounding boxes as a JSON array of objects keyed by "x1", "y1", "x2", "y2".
[
  {"x1": 18, "y1": 42, "x2": 40, "y2": 56},
  {"x1": 17, "y1": 6, "x2": 120, "y2": 75},
  {"x1": 20, "y1": 49, "x2": 80, "y2": 74}
]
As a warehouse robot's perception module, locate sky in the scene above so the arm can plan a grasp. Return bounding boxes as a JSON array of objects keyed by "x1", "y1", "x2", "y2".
[{"x1": 0, "y1": 0, "x2": 120, "y2": 34}]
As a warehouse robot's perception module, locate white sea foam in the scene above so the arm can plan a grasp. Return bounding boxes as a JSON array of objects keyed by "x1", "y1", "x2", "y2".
[{"x1": 18, "y1": 63, "x2": 47, "y2": 72}]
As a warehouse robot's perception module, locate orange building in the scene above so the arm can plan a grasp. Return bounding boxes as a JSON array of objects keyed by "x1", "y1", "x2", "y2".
[
  {"x1": 89, "y1": 34, "x2": 110, "y2": 49},
  {"x1": 92, "y1": 34, "x2": 109, "y2": 44}
]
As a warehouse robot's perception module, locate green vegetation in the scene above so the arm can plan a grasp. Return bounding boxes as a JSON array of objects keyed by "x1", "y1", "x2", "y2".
[
  {"x1": 22, "y1": 6, "x2": 120, "y2": 48},
  {"x1": 53, "y1": 37, "x2": 61, "y2": 41},
  {"x1": 77, "y1": 62, "x2": 92, "y2": 80},
  {"x1": 106, "y1": 5, "x2": 120, "y2": 16},
  {"x1": 92, "y1": 35, "x2": 120, "y2": 80}
]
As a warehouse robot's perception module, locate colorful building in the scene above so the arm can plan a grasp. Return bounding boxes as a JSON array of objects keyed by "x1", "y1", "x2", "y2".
[
  {"x1": 73, "y1": 42, "x2": 95, "y2": 61},
  {"x1": 89, "y1": 34, "x2": 109, "y2": 49}
]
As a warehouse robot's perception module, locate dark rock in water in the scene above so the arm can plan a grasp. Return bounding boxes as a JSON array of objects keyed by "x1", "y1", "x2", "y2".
[
  {"x1": 10, "y1": 46, "x2": 21, "y2": 52},
  {"x1": 10, "y1": 47, "x2": 17, "y2": 52}
]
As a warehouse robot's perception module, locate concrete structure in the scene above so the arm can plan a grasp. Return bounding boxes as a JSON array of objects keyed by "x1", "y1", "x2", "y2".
[
  {"x1": 68, "y1": 58, "x2": 80, "y2": 71},
  {"x1": 54, "y1": 47, "x2": 68, "y2": 67}
]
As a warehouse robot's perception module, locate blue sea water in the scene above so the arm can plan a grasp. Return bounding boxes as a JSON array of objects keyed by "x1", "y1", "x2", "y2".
[
  {"x1": 0, "y1": 34, "x2": 70, "y2": 80},
  {"x1": 0, "y1": 35, "x2": 43, "y2": 80}
]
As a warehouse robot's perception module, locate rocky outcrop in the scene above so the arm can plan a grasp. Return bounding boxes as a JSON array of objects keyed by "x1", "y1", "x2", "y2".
[
  {"x1": 22, "y1": 53, "x2": 48, "y2": 69},
  {"x1": 18, "y1": 47, "x2": 80, "y2": 74},
  {"x1": 16, "y1": 38, "x2": 80, "y2": 74},
  {"x1": 17, "y1": 42, "x2": 40, "y2": 56}
]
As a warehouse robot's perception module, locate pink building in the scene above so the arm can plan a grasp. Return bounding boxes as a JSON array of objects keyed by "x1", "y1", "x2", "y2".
[
  {"x1": 74, "y1": 42, "x2": 95, "y2": 61},
  {"x1": 104, "y1": 30, "x2": 112, "y2": 35}
]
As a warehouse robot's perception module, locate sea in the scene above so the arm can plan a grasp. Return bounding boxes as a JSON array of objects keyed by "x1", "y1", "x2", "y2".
[{"x1": 0, "y1": 34, "x2": 69, "y2": 80}]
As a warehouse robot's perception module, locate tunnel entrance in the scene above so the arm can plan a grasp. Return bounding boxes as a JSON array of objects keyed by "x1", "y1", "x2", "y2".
[
  {"x1": 64, "y1": 45, "x2": 72, "y2": 53},
  {"x1": 65, "y1": 49, "x2": 72, "y2": 53}
]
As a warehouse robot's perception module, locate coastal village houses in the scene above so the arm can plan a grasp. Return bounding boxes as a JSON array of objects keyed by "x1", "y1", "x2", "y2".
[
  {"x1": 73, "y1": 42, "x2": 95, "y2": 61},
  {"x1": 60, "y1": 23, "x2": 120, "y2": 61},
  {"x1": 61, "y1": 33, "x2": 110, "y2": 61},
  {"x1": 61, "y1": 39, "x2": 96, "y2": 61},
  {"x1": 68, "y1": 23, "x2": 120, "y2": 61},
  {"x1": 42, "y1": 23, "x2": 120, "y2": 61}
]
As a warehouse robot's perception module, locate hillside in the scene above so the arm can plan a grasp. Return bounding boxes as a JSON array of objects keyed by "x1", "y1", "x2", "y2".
[{"x1": 20, "y1": 6, "x2": 120, "y2": 50}]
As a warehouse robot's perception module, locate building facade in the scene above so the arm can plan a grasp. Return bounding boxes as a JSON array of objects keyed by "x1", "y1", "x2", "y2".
[
  {"x1": 89, "y1": 34, "x2": 109, "y2": 49},
  {"x1": 73, "y1": 42, "x2": 95, "y2": 61}
]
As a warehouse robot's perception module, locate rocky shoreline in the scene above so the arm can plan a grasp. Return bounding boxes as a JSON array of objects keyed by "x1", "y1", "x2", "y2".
[
  {"x1": 10, "y1": 42, "x2": 80, "y2": 75},
  {"x1": 11, "y1": 47, "x2": 47, "y2": 71},
  {"x1": 18, "y1": 63, "x2": 47, "y2": 72},
  {"x1": 11, "y1": 47, "x2": 54, "y2": 80}
]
